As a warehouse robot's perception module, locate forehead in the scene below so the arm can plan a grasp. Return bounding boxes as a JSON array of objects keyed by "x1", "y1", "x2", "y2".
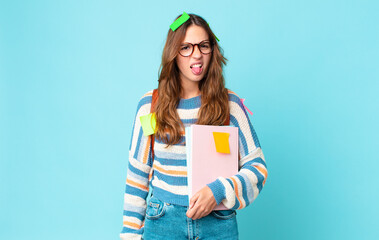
[{"x1": 182, "y1": 25, "x2": 209, "y2": 43}]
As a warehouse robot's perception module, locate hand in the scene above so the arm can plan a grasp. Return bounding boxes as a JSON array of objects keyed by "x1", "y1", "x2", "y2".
[{"x1": 186, "y1": 186, "x2": 217, "y2": 220}]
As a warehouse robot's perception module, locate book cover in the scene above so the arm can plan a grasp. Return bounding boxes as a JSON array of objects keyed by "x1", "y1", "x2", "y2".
[{"x1": 186, "y1": 124, "x2": 239, "y2": 210}]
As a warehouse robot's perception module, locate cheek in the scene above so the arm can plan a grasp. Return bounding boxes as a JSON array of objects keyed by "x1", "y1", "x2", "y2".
[
  {"x1": 177, "y1": 58, "x2": 189, "y2": 72},
  {"x1": 204, "y1": 55, "x2": 212, "y2": 69}
]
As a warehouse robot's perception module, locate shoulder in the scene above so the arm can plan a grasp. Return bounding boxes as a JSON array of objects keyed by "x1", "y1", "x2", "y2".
[
  {"x1": 135, "y1": 89, "x2": 155, "y2": 115},
  {"x1": 227, "y1": 89, "x2": 249, "y2": 117},
  {"x1": 138, "y1": 89, "x2": 154, "y2": 104},
  {"x1": 227, "y1": 89, "x2": 243, "y2": 107}
]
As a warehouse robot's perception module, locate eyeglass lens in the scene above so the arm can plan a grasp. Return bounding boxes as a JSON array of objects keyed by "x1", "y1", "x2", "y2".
[{"x1": 179, "y1": 41, "x2": 212, "y2": 57}]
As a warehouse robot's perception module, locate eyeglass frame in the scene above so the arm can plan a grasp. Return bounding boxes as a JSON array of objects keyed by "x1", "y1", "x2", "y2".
[{"x1": 178, "y1": 40, "x2": 214, "y2": 57}]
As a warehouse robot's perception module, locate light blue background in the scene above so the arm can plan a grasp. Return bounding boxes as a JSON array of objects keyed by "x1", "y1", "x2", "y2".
[{"x1": 1, "y1": 0, "x2": 378, "y2": 239}]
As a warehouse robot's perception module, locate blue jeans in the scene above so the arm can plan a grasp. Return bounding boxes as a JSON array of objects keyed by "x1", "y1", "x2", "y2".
[{"x1": 142, "y1": 195, "x2": 239, "y2": 240}]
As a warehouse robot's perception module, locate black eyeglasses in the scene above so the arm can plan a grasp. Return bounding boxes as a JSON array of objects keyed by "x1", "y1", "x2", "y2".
[{"x1": 179, "y1": 40, "x2": 213, "y2": 57}]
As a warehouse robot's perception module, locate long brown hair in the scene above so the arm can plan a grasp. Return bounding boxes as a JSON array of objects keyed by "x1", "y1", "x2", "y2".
[{"x1": 155, "y1": 13, "x2": 229, "y2": 146}]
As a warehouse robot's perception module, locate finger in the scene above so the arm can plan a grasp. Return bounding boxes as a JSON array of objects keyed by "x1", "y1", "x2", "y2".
[
  {"x1": 186, "y1": 194, "x2": 199, "y2": 218},
  {"x1": 186, "y1": 205, "x2": 198, "y2": 219},
  {"x1": 186, "y1": 208, "x2": 192, "y2": 218},
  {"x1": 189, "y1": 193, "x2": 200, "y2": 209},
  {"x1": 189, "y1": 199, "x2": 204, "y2": 219},
  {"x1": 192, "y1": 205, "x2": 206, "y2": 220},
  {"x1": 191, "y1": 196, "x2": 206, "y2": 219},
  {"x1": 194, "y1": 210, "x2": 206, "y2": 220},
  {"x1": 192, "y1": 200, "x2": 214, "y2": 219},
  {"x1": 187, "y1": 198, "x2": 200, "y2": 218}
]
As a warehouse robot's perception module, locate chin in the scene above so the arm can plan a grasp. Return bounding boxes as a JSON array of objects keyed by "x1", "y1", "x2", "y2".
[{"x1": 190, "y1": 76, "x2": 204, "y2": 82}]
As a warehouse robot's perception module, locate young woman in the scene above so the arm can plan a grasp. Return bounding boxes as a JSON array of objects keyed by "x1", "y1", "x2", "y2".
[{"x1": 120, "y1": 13, "x2": 268, "y2": 240}]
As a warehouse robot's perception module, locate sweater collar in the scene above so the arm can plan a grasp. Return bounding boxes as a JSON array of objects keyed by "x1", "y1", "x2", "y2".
[{"x1": 177, "y1": 94, "x2": 201, "y2": 109}]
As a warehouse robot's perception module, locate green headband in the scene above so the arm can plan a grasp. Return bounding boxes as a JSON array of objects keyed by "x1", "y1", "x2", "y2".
[
  {"x1": 170, "y1": 12, "x2": 220, "y2": 42},
  {"x1": 170, "y1": 12, "x2": 190, "y2": 31}
]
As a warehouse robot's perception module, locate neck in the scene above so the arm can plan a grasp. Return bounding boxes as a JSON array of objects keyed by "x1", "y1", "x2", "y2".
[{"x1": 180, "y1": 79, "x2": 201, "y2": 99}]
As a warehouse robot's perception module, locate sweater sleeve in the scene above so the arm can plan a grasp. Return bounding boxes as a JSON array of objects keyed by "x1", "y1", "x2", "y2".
[
  {"x1": 207, "y1": 93, "x2": 268, "y2": 210},
  {"x1": 120, "y1": 91, "x2": 154, "y2": 240}
]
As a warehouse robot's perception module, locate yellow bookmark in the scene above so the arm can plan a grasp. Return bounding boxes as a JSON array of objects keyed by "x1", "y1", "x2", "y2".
[{"x1": 212, "y1": 132, "x2": 230, "y2": 154}]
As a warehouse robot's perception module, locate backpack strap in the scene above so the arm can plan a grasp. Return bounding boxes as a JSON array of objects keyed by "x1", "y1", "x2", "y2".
[
  {"x1": 224, "y1": 110, "x2": 230, "y2": 126},
  {"x1": 150, "y1": 89, "x2": 159, "y2": 161},
  {"x1": 147, "y1": 89, "x2": 159, "y2": 186}
]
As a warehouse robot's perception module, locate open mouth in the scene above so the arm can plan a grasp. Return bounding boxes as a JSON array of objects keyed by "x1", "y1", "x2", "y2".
[{"x1": 190, "y1": 63, "x2": 203, "y2": 75}]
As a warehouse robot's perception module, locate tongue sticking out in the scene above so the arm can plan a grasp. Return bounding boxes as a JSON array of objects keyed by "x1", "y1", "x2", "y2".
[{"x1": 191, "y1": 66, "x2": 203, "y2": 75}]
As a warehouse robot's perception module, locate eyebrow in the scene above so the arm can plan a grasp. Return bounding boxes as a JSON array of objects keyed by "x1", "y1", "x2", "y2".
[{"x1": 181, "y1": 40, "x2": 210, "y2": 45}]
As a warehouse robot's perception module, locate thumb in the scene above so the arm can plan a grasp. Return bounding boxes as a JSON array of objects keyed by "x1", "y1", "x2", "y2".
[{"x1": 189, "y1": 192, "x2": 200, "y2": 209}]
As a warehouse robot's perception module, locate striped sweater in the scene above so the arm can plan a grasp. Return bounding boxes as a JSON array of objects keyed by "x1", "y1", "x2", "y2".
[{"x1": 120, "y1": 89, "x2": 268, "y2": 240}]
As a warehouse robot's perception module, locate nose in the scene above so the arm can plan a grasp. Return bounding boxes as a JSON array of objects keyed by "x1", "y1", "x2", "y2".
[{"x1": 192, "y1": 44, "x2": 202, "y2": 58}]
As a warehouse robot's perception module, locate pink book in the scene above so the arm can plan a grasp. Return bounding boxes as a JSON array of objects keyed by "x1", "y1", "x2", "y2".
[{"x1": 185, "y1": 124, "x2": 239, "y2": 210}]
